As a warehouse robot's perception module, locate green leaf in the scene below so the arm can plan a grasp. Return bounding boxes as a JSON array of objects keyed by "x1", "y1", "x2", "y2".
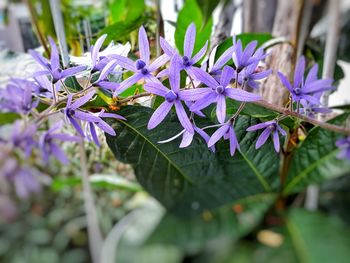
[
  {"x1": 214, "y1": 33, "x2": 273, "y2": 62},
  {"x1": 175, "y1": 0, "x2": 213, "y2": 56},
  {"x1": 147, "y1": 194, "x2": 276, "y2": 252},
  {"x1": 284, "y1": 209, "x2": 350, "y2": 263},
  {"x1": 283, "y1": 114, "x2": 350, "y2": 194},
  {"x1": 105, "y1": 106, "x2": 280, "y2": 216},
  {"x1": 108, "y1": 0, "x2": 145, "y2": 25},
  {"x1": 64, "y1": 76, "x2": 83, "y2": 92},
  {"x1": 99, "y1": 16, "x2": 146, "y2": 43},
  {"x1": 196, "y1": 0, "x2": 220, "y2": 25},
  {"x1": 225, "y1": 100, "x2": 277, "y2": 118},
  {"x1": 0, "y1": 112, "x2": 20, "y2": 125}
]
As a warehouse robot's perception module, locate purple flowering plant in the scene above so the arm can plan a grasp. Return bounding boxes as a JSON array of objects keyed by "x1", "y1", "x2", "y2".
[{"x1": 1, "y1": 22, "x2": 350, "y2": 225}]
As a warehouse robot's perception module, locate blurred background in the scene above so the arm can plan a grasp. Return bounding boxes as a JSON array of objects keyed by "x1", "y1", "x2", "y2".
[{"x1": 1, "y1": 0, "x2": 350, "y2": 262}]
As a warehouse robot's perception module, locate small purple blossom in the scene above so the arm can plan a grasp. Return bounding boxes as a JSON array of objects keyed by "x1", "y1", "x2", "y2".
[
  {"x1": 30, "y1": 37, "x2": 86, "y2": 83},
  {"x1": 9, "y1": 121, "x2": 37, "y2": 157},
  {"x1": 0, "y1": 79, "x2": 38, "y2": 114},
  {"x1": 158, "y1": 23, "x2": 208, "y2": 79},
  {"x1": 238, "y1": 63, "x2": 272, "y2": 89},
  {"x1": 182, "y1": 66, "x2": 261, "y2": 123},
  {"x1": 246, "y1": 120, "x2": 287, "y2": 152},
  {"x1": 278, "y1": 57, "x2": 334, "y2": 105},
  {"x1": 336, "y1": 137, "x2": 350, "y2": 160},
  {"x1": 112, "y1": 26, "x2": 169, "y2": 96},
  {"x1": 144, "y1": 54, "x2": 194, "y2": 133},
  {"x1": 207, "y1": 121, "x2": 239, "y2": 156},
  {"x1": 39, "y1": 122, "x2": 81, "y2": 164}
]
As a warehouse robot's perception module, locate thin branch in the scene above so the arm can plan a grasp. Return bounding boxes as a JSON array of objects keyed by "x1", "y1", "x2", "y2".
[
  {"x1": 117, "y1": 92, "x2": 152, "y2": 104},
  {"x1": 254, "y1": 100, "x2": 350, "y2": 135}
]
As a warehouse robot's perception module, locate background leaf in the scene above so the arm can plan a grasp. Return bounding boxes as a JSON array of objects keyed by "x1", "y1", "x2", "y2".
[
  {"x1": 175, "y1": 0, "x2": 213, "y2": 56},
  {"x1": 283, "y1": 114, "x2": 350, "y2": 194}
]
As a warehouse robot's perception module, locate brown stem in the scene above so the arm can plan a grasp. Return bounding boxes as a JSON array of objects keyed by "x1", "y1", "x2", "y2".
[
  {"x1": 254, "y1": 100, "x2": 350, "y2": 135},
  {"x1": 117, "y1": 92, "x2": 152, "y2": 104}
]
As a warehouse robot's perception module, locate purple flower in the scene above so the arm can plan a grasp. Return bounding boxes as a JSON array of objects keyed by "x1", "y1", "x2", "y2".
[
  {"x1": 86, "y1": 110, "x2": 126, "y2": 146},
  {"x1": 29, "y1": 37, "x2": 86, "y2": 83},
  {"x1": 278, "y1": 57, "x2": 334, "y2": 105},
  {"x1": 0, "y1": 79, "x2": 38, "y2": 114},
  {"x1": 39, "y1": 122, "x2": 81, "y2": 164},
  {"x1": 336, "y1": 137, "x2": 350, "y2": 160},
  {"x1": 232, "y1": 37, "x2": 266, "y2": 72},
  {"x1": 246, "y1": 120, "x2": 287, "y2": 152},
  {"x1": 90, "y1": 34, "x2": 109, "y2": 72},
  {"x1": 111, "y1": 26, "x2": 169, "y2": 96},
  {"x1": 208, "y1": 46, "x2": 234, "y2": 79},
  {"x1": 62, "y1": 91, "x2": 101, "y2": 136},
  {"x1": 182, "y1": 66, "x2": 261, "y2": 123},
  {"x1": 299, "y1": 104, "x2": 332, "y2": 118},
  {"x1": 207, "y1": 121, "x2": 239, "y2": 156},
  {"x1": 238, "y1": 63, "x2": 272, "y2": 89},
  {"x1": 9, "y1": 121, "x2": 37, "y2": 157},
  {"x1": 158, "y1": 23, "x2": 208, "y2": 78},
  {"x1": 144, "y1": 54, "x2": 194, "y2": 133}
]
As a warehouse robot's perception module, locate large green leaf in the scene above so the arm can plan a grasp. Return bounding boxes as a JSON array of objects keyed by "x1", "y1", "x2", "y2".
[
  {"x1": 105, "y1": 106, "x2": 280, "y2": 216},
  {"x1": 108, "y1": 0, "x2": 145, "y2": 25},
  {"x1": 147, "y1": 194, "x2": 276, "y2": 253},
  {"x1": 196, "y1": 0, "x2": 220, "y2": 25},
  {"x1": 283, "y1": 114, "x2": 350, "y2": 194},
  {"x1": 175, "y1": 0, "x2": 213, "y2": 56},
  {"x1": 214, "y1": 33, "x2": 273, "y2": 62}
]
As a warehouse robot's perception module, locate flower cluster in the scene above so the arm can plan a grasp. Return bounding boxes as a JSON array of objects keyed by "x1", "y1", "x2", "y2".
[{"x1": 0, "y1": 21, "x2": 347, "y2": 202}]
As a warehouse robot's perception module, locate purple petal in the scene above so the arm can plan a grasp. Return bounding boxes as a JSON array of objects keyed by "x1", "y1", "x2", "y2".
[
  {"x1": 148, "y1": 101, "x2": 173, "y2": 129},
  {"x1": 169, "y1": 54, "x2": 181, "y2": 92},
  {"x1": 89, "y1": 122, "x2": 100, "y2": 146},
  {"x1": 220, "y1": 66, "x2": 234, "y2": 87},
  {"x1": 144, "y1": 82, "x2": 169, "y2": 97},
  {"x1": 114, "y1": 73, "x2": 143, "y2": 96},
  {"x1": 232, "y1": 39, "x2": 243, "y2": 67},
  {"x1": 160, "y1": 37, "x2": 176, "y2": 57},
  {"x1": 33, "y1": 70, "x2": 50, "y2": 78},
  {"x1": 109, "y1": 54, "x2": 136, "y2": 71},
  {"x1": 69, "y1": 116, "x2": 85, "y2": 137},
  {"x1": 74, "y1": 111, "x2": 101, "y2": 122},
  {"x1": 156, "y1": 68, "x2": 169, "y2": 78},
  {"x1": 96, "y1": 119, "x2": 116, "y2": 136},
  {"x1": 51, "y1": 142, "x2": 69, "y2": 164},
  {"x1": 250, "y1": 69, "x2": 272, "y2": 80},
  {"x1": 184, "y1": 23, "x2": 196, "y2": 58},
  {"x1": 302, "y1": 79, "x2": 333, "y2": 93},
  {"x1": 138, "y1": 26, "x2": 150, "y2": 64},
  {"x1": 225, "y1": 88, "x2": 261, "y2": 101},
  {"x1": 228, "y1": 127, "x2": 239, "y2": 156},
  {"x1": 276, "y1": 124, "x2": 287, "y2": 136},
  {"x1": 29, "y1": 50, "x2": 50, "y2": 70},
  {"x1": 208, "y1": 124, "x2": 229, "y2": 147},
  {"x1": 144, "y1": 74, "x2": 162, "y2": 84},
  {"x1": 216, "y1": 95, "x2": 226, "y2": 123},
  {"x1": 241, "y1": 41, "x2": 258, "y2": 65},
  {"x1": 98, "y1": 81, "x2": 119, "y2": 91},
  {"x1": 277, "y1": 72, "x2": 293, "y2": 93},
  {"x1": 294, "y1": 56, "x2": 305, "y2": 89},
  {"x1": 178, "y1": 88, "x2": 212, "y2": 101},
  {"x1": 92, "y1": 34, "x2": 107, "y2": 67},
  {"x1": 190, "y1": 67, "x2": 218, "y2": 88},
  {"x1": 174, "y1": 100, "x2": 194, "y2": 133},
  {"x1": 272, "y1": 130, "x2": 280, "y2": 152},
  {"x1": 212, "y1": 46, "x2": 234, "y2": 72},
  {"x1": 302, "y1": 95, "x2": 321, "y2": 105},
  {"x1": 305, "y1": 64, "x2": 319, "y2": 85},
  {"x1": 255, "y1": 128, "x2": 271, "y2": 149},
  {"x1": 71, "y1": 91, "x2": 95, "y2": 110},
  {"x1": 61, "y1": 66, "x2": 87, "y2": 79},
  {"x1": 48, "y1": 37, "x2": 60, "y2": 70},
  {"x1": 191, "y1": 41, "x2": 208, "y2": 63},
  {"x1": 246, "y1": 121, "x2": 274, "y2": 131},
  {"x1": 180, "y1": 130, "x2": 194, "y2": 148},
  {"x1": 100, "y1": 112, "x2": 126, "y2": 120},
  {"x1": 148, "y1": 54, "x2": 170, "y2": 72},
  {"x1": 95, "y1": 60, "x2": 117, "y2": 82},
  {"x1": 190, "y1": 92, "x2": 217, "y2": 111}
]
